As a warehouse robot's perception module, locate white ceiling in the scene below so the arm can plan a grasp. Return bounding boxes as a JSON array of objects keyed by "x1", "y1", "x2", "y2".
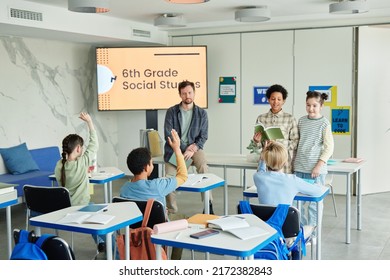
[
  {"x1": 2, "y1": 0, "x2": 390, "y2": 45},
  {"x1": 25, "y1": 0, "x2": 390, "y2": 28}
]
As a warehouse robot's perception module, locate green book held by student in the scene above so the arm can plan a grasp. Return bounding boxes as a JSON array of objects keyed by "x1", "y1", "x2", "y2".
[{"x1": 254, "y1": 122, "x2": 284, "y2": 141}]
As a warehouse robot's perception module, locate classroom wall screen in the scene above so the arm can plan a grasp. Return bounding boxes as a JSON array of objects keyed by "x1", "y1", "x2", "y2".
[{"x1": 96, "y1": 46, "x2": 208, "y2": 111}]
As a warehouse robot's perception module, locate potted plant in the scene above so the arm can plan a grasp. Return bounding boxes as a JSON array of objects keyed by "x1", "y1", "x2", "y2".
[{"x1": 246, "y1": 140, "x2": 261, "y2": 163}]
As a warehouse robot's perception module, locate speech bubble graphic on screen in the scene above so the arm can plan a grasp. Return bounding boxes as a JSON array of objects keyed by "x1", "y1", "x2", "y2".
[{"x1": 97, "y1": 65, "x2": 116, "y2": 94}]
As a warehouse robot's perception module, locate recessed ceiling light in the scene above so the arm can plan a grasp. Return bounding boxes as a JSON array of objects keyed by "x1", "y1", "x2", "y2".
[
  {"x1": 235, "y1": 6, "x2": 271, "y2": 22},
  {"x1": 68, "y1": 0, "x2": 110, "y2": 13},
  {"x1": 154, "y1": 14, "x2": 186, "y2": 28},
  {"x1": 329, "y1": 0, "x2": 369, "y2": 14}
]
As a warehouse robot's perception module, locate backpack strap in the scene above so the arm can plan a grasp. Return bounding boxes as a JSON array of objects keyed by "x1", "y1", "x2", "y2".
[
  {"x1": 17, "y1": 230, "x2": 31, "y2": 244},
  {"x1": 35, "y1": 234, "x2": 55, "y2": 248},
  {"x1": 266, "y1": 204, "x2": 290, "y2": 236},
  {"x1": 239, "y1": 200, "x2": 253, "y2": 214},
  {"x1": 141, "y1": 199, "x2": 154, "y2": 228}
]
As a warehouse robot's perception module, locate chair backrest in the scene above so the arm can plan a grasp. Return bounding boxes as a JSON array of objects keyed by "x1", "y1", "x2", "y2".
[
  {"x1": 112, "y1": 196, "x2": 167, "y2": 229},
  {"x1": 237, "y1": 203, "x2": 300, "y2": 238},
  {"x1": 23, "y1": 185, "x2": 71, "y2": 214}
]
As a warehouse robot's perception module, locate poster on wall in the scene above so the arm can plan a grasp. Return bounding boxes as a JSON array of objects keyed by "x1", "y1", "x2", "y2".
[
  {"x1": 253, "y1": 86, "x2": 269, "y2": 105},
  {"x1": 218, "y1": 77, "x2": 236, "y2": 103},
  {"x1": 309, "y1": 85, "x2": 337, "y2": 107},
  {"x1": 331, "y1": 107, "x2": 350, "y2": 135}
]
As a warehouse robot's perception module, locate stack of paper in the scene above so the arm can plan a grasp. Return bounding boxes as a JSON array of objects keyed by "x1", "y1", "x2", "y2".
[
  {"x1": 0, "y1": 183, "x2": 16, "y2": 195},
  {"x1": 0, "y1": 189, "x2": 17, "y2": 204},
  {"x1": 343, "y1": 158, "x2": 363, "y2": 163}
]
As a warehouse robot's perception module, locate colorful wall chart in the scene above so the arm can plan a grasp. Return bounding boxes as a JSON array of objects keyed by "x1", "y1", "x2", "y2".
[
  {"x1": 219, "y1": 77, "x2": 236, "y2": 103},
  {"x1": 331, "y1": 107, "x2": 351, "y2": 135}
]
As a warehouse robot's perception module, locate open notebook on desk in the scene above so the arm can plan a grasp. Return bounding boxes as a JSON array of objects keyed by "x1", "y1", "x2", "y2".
[
  {"x1": 182, "y1": 174, "x2": 210, "y2": 187},
  {"x1": 207, "y1": 215, "x2": 267, "y2": 240},
  {"x1": 56, "y1": 212, "x2": 115, "y2": 225}
]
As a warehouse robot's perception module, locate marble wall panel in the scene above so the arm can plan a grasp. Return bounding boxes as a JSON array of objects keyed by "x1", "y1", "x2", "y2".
[{"x1": 0, "y1": 36, "x2": 119, "y2": 171}]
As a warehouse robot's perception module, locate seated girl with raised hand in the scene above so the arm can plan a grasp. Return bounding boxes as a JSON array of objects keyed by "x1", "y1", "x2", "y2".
[{"x1": 253, "y1": 141, "x2": 324, "y2": 206}]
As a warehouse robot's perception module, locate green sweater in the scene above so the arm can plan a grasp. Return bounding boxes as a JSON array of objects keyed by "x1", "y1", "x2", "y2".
[{"x1": 55, "y1": 130, "x2": 98, "y2": 206}]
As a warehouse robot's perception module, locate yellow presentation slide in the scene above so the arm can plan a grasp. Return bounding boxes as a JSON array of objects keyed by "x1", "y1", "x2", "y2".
[{"x1": 96, "y1": 46, "x2": 207, "y2": 111}]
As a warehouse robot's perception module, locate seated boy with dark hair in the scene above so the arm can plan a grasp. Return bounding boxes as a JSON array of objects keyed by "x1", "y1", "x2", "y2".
[{"x1": 119, "y1": 129, "x2": 188, "y2": 259}]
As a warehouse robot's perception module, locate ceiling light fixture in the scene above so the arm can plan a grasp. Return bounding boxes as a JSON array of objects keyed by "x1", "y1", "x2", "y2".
[
  {"x1": 68, "y1": 0, "x2": 110, "y2": 13},
  {"x1": 154, "y1": 14, "x2": 186, "y2": 28},
  {"x1": 165, "y1": 0, "x2": 209, "y2": 3},
  {"x1": 235, "y1": 6, "x2": 271, "y2": 22},
  {"x1": 329, "y1": 0, "x2": 369, "y2": 14}
]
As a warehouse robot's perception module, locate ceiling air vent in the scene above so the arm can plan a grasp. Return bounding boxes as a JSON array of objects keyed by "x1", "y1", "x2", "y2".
[
  {"x1": 10, "y1": 8, "x2": 43, "y2": 21},
  {"x1": 132, "y1": 29, "x2": 151, "y2": 38}
]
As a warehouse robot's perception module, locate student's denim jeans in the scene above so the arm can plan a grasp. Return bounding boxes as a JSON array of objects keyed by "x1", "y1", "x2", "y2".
[{"x1": 294, "y1": 172, "x2": 325, "y2": 231}]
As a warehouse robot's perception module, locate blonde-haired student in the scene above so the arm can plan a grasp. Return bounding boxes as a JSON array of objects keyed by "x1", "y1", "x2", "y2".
[
  {"x1": 253, "y1": 141, "x2": 323, "y2": 206},
  {"x1": 294, "y1": 91, "x2": 334, "y2": 227}
]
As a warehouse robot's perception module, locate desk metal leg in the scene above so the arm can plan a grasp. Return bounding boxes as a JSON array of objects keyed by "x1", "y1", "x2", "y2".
[
  {"x1": 6, "y1": 206, "x2": 12, "y2": 258},
  {"x1": 316, "y1": 201, "x2": 323, "y2": 260},
  {"x1": 204, "y1": 191, "x2": 210, "y2": 214},
  {"x1": 243, "y1": 169, "x2": 247, "y2": 190},
  {"x1": 108, "y1": 181, "x2": 113, "y2": 203},
  {"x1": 357, "y1": 170, "x2": 362, "y2": 231},
  {"x1": 223, "y1": 166, "x2": 228, "y2": 216},
  {"x1": 35, "y1": 226, "x2": 41, "y2": 236},
  {"x1": 156, "y1": 244, "x2": 163, "y2": 260},
  {"x1": 103, "y1": 183, "x2": 108, "y2": 204},
  {"x1": 106, "y1": 232, "x2": 113, "y2": 260},
  {"x1": 346, "y1": 174, "x2": 351, "y2": 244}
]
